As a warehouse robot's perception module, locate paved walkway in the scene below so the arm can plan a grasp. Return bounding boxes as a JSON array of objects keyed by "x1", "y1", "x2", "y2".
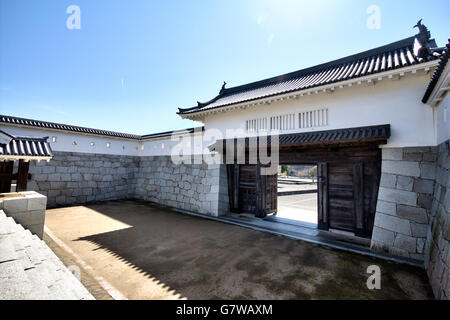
[
  {"x1": 278, "y1": 193, "x2": 318, "y2": 224},
  {"x1": 44, "y1": 200, "x2": 434, "y2": 300}
]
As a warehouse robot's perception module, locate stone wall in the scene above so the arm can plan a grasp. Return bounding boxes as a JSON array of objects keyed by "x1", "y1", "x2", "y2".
[
  {"x1": 0, "y1": 191, "x2": 47, "y2": 239},
  {"x1": 27, "y1": 151, "x2": 139, "y2": 208},
  {"x1": 424, "y1": 141, "x2": 449, "y2": 300},
  {"x1": 134, "y1": 156, "x2": 229, "y2": 217},
  {"x1": 371, "y1": 146, "x2": 438, "y2": 261}
]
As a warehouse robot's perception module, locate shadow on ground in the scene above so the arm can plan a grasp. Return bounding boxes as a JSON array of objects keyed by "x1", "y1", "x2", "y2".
[{"x1": 45, "y1": 200, "x2": 434, "y2": 300}]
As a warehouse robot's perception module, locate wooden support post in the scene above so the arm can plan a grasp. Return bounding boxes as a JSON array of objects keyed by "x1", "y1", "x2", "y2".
[
  {"x1": 353, "y1": 162, "x2": 366, "y2": 237},
  {"x1": 317, "y1": 162, "x2": 329, "y2": 230},
  {"x1": 16, "y1": 160, "x2": 30, "y2": 192}
]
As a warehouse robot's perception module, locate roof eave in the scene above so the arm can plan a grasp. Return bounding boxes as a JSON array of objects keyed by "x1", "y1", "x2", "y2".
[
  {"x1": 422, "y1": 42, "x2": 450, "y2": 106},
  {"x1": 180, "y1": 60, "x2": 440, "y2": 119}
]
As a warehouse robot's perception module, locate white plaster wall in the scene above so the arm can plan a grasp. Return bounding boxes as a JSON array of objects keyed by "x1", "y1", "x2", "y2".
[
  {"x1": 140, "y1": 132, "x2": 208, "y2": 156},
  {"x1": 202, "y1": 73, "x2": 438, "y2": 148},
  {"x1": 0, "y1": 125, "x2": 141, "y2": 156},
  {"x1": 435, "y1": 92, "x2": 450, "y2": 145},
  {"x1": 0, "y1": 124, "x2": 211, "y2": 157}
]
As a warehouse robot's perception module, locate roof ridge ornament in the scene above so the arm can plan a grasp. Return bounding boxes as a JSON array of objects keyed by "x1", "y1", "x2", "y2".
[
  {"x1": 413, "y1": 19, "x2": 431, "y2": 42},
  {"x1": 413, "y1": 19, "x2": 433, "y2": 59},
  {"x1": 219, "y1": 81, "x2": 227, "y2": 94}
]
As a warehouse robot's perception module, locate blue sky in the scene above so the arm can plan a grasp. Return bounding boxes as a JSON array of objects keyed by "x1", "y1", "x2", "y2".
[{"x1": 0, "y1": 0, "x2": 449, "y2": 135}]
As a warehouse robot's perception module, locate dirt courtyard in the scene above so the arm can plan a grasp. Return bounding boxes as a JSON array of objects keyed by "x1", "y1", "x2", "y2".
[{"x1": 44, "y1": 200, "x2": 434, "y2": 300}]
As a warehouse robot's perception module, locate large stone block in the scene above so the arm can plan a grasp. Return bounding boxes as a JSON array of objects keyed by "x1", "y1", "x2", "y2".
[
  {"x1": 397, "y1": 205, "x2": 428, "y2": 224},
  {"x1": 380, "y1": 173, "x2": 397, "y2": 188},
  {"x1": 382, "y1": 148, "x2": 403, "y2": 160},
  {"x1": 420, "y1": 163, "x2": 436, "y2": 180},
  {"x1": 371, "y1": 226, "x2": 395, "y2": 246},
  {"x1": 2, "y1": 197, "x2": 28, "y2": 214},
  {"x1": 42, "y1": 166, "x2": 56, "y2": 174},
  {"x1": 48, "y1": 173, "x2": 61, "y2": 181},
  {"x1": 396, "y1": 176, "x2": 414, "y2": 191},
  {"x1": 414, "y1": 178, "x2": 434, "y2": 195},
  {"x1": 394, "y1": 234, "x2": 417, "y2": 253},
  {"x1": 375, "y1": 200, "x2": 397, "y2": 216},
  {"x1": 374, "y1": 212, "x2": 411, "y2": 235},
  {"x1": 26, "y1": 193, "x2": 47, "y2": 211},
  {"x1": 378, "y1": 187, "x2": 417, "y2": 206},
  {"x1": 411, "y1": 222, "x2": 428, "y2": 238},
  {"x1": 382, "y1": 160, "x2": 420, "y2": 177}
]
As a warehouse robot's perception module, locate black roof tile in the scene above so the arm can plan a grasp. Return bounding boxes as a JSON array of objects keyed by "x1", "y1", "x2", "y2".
[
  {"x1": 0, "y1": 115, "x2": 204, "y2": 140},
  {"x1": 0, "y1": 130, "x2": 53, "y2": 159},
  {"x1": 422, "y1": 40, "x2": 450, "y2": 103},
  {"x1": 179, "y1": 27, "x2": 443, "y2": 116},
  {"x1": 209, "y1": 124, "x2": 390, "y2": 151}
]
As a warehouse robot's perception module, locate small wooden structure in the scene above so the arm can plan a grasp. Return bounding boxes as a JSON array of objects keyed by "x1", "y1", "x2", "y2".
[
  {"x1": 0, "y1": 130, "x2": 53, "y2": 193},
  {"x1": 210, "y1": 124, "x2": 390, "y2": 238}
]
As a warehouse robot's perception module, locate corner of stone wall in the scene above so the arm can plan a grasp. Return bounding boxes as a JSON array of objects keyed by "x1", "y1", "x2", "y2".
[
  {"x1": 0, "y1": 191, "x2": 47, "y2": 239},
  {"x1": 371, "y1": 146, "x2": 438, "y2": 261},
  {"x1": 424, "y1": 141, "x2": 450, "y2": 300},
  {"x1": 134, "y1": 157, "x2": 229, "y2": 217}
]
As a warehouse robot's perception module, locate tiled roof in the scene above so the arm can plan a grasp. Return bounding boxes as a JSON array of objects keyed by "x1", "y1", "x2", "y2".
[
  {"x1": 0, "y1": 115, "x2": 141, "y2": 140},
  {"x1": 0, "y1": 131, "x2": 53, "y2": 159},
  {"x1": 209, "y1": 124, "x2": 390, "y2": 151},
  {"x1": 422, "y1": 40, "x2": 450, "y2": 103},
  {"x1": 141, "y1": 127, "x2": 204, "y2": 140},
  {"x1": 0, "y1": 115, "x2": 204, "y2": 140},
  {"x1": 179, "y1": 29, "x2": 443, "y2": 116}
]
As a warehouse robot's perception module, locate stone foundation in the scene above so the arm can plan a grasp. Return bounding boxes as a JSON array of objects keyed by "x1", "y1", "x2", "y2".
[
  {"x1": 26, "y1": 152, "x2": 229, "y2": 217},
  {"x1": 27, "y1": 151, "x2": 139, "y2": 207},
  {"x1": 371, "y1": 141, "x2": 449, "y2": 300},
  {"x1": 424, "y1": 141, "x2": 449, "y2": 300},
  {"x1": 134, "y1": 156, "x2": 228, "y2": 217},
  {"x1": 371, "y1": 146, "x2": 438, "y2": 260}
]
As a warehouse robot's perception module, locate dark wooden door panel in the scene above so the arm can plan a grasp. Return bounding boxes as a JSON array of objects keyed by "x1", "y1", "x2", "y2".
[
  {"x1": 327, "y1": 162, "x2": 355, "y2": 232},
  {"x1": 0, "y1": 161, "x2": 14, "y2": 193}
]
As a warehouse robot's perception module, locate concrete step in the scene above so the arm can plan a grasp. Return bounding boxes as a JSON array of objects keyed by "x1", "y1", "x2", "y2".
[
  {"x1": 0, "y1": 260, "x2": 38, "y2": 300},
  {"x1": 0, "y1": 214, "x2": 95, "y2": 300},
  {"x1": 0, "y1": 217, "x2": 17, "y2": 236},
  {"x1": 22, "y1": 266, "x2": 54, "y2": 300},
  {"x1": 0, "y1": 236, "x2": 18, "y2": 263}
]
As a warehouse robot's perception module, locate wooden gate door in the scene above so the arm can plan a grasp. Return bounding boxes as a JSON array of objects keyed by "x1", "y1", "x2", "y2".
[
  {"x1": 318, "y1": 160, "x2": 381, "y2": 237},
  {"x1": 327, "y1": 162, "x2": 355, "y2": 232},
  {"x1": 227, "y1": 164, "x2": 278, "y2": 218},
  {"x1": 318, "y1": 161, "x2": 354, "y2": 232},
  {"x1": 0, "y1": 161, "x2": 14, "y2": 193},
  {"x1": 262, "y1": 172, "x2": 277, "y2": 217}
]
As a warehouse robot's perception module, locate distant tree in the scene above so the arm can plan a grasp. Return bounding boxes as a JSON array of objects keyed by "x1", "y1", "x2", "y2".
[{"x1": 309, "y1": 166, "x2": 317, "y2": 183}]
